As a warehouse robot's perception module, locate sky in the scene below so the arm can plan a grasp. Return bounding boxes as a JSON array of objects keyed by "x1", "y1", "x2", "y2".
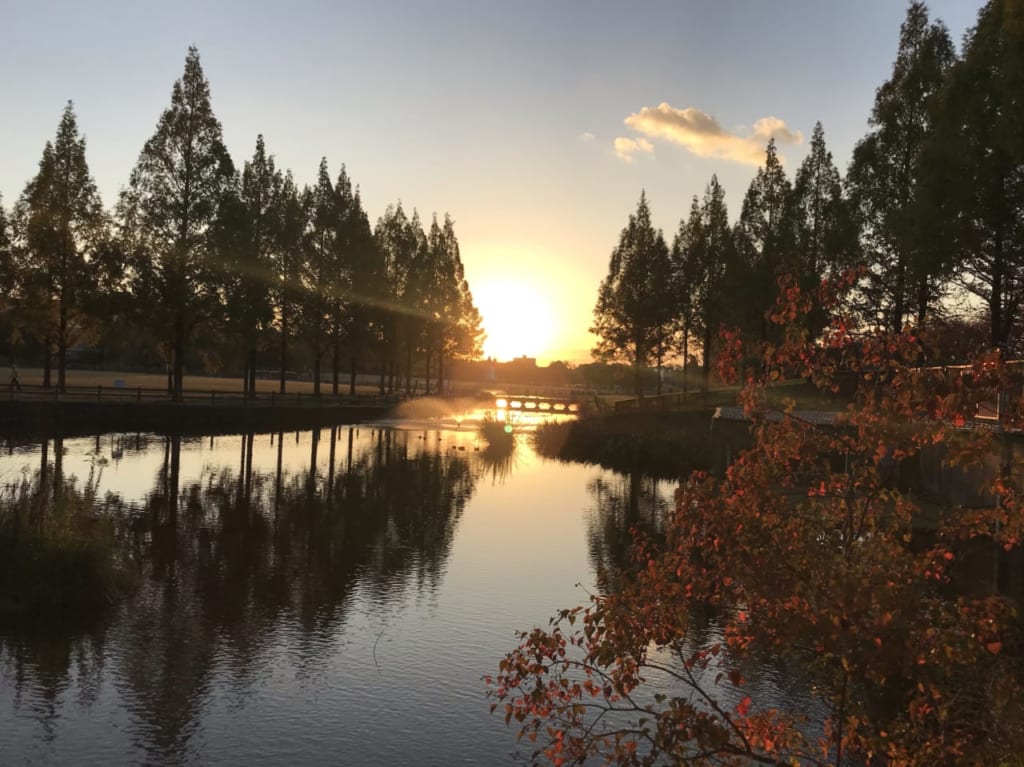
[{"x1": 0, "y1": 0, "x2": 986, "y2": 365}]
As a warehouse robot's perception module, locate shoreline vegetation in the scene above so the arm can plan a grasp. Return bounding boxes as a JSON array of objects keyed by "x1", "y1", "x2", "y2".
[
  {"x1": 532, "y1": 410, "x2": 724, "y2": 480},
  {"x1": 0, "y1": 472, "x2": 137, "y2": 620}
]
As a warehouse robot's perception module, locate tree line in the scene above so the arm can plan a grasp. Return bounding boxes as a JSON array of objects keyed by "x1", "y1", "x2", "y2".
[
  {"x1": 0, "y1": 47, "x2": 484, "y2": 400},
  {"x1": 593, "y1": 0, "x2": 1023, "y2": 395}
]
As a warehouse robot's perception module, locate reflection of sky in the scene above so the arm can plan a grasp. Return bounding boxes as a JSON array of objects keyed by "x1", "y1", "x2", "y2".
[
  {"x1": 0, "y1": 406, "x2": 580, "y2": 505},
  {"x1": 6, "y1": 423, "x2": 823, "y2": 766}
]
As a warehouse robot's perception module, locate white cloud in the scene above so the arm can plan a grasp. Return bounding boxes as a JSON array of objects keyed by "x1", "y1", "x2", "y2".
[
  {"x1": 579, "y1": 131, "x2": 596, "y2": 142},
  {"x1": 614, "y1": 136, "x2": 654, "y2": 163},
  {"x1": 622, "y1": 102, "x2": 803, "y2": 166}
]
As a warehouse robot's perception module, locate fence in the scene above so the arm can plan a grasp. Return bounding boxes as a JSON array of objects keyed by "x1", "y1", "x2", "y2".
[{"x1": 5, "y1": 383, "x2": 405, "y2": 409}]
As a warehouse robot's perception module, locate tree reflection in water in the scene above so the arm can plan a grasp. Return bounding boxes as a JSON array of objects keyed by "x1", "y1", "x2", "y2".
[
  {"x1": 586, "y1": 473, "x2": 670, "y2": 593},
  {"x1": 1, "y1": 426, "x2": 477, "y2": 763}
]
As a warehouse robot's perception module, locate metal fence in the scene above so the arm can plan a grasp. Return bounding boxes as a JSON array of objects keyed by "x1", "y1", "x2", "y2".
[{"x1": 5, "y1": 383, "x2": 405, "y2": 408}]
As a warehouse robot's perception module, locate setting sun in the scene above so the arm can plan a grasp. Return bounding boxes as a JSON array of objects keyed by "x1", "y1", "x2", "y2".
[{"x1": 473, "y1": 277, "x2": 555, "y2": 362}]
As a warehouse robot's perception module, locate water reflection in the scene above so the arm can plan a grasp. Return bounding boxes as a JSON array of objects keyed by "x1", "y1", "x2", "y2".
[
  {"x1": 1, "y1": 426, "x2": 477, "y2": 764},
  {"x1": 586, "y1": 473, "x2": 670, "y2": 590}
]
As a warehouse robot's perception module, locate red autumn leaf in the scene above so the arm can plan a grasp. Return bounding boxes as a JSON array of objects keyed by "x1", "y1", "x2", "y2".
[{"x1": 736, "y1": 696, "x2": 752, "y2": 717}]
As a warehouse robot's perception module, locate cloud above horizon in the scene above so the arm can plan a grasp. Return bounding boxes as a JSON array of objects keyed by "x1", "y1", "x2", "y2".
[
  {"x1": 619, "y1": 103, "x2": 803, "y2": 166},
  {"x1": 613, "y1": 136, "x2": 654, "y2": 163}
]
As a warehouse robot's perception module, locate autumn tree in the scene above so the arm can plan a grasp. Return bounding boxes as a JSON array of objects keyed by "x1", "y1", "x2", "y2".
[
  {"x1": 592, "y1": 192, "x2": 674, "y2": 396},
  {"x1": 846, "y1": 2, "x2": 956, "y2": 333},
  {"x1": 490, "y1": 274, "x2": 1024, "y2": 766},
  {"x1": 119, "y1": 46, "x2": 235, "y2": 400},
  {"x1": 924, "y1": 0, "x2": 1024, "y2": 351},
  {"x1": 13, "y1": 102, "x2": 106, "y2": 390}
]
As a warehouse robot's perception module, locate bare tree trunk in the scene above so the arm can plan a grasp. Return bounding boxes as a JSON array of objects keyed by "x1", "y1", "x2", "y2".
[
  {"x1": 425, "y1": 347, "x2": 432, "y2": 396},
  {"x1": 279, "y1": 311, "x2": 288, "y2": 394},
  {"x1": 249, "y1": 349, "x2": 257, "y2": 399},
  {"x1": 173, "y1": 315, "x2": 185, "y2": 402},
  {"x1": 332, "y1": 329, "x2": 340, "y2": 396},
  {"x1": 57, "y1": 304, "x2": 67, "y2": 393},
  {"x1": 42, "y1": 336, "x2": 52, "y2": 389}
]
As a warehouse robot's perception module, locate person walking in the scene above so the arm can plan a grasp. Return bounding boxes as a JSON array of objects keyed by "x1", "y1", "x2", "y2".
[{"x1": 10, "y1": 361, "x2": 22, "y2": 392}]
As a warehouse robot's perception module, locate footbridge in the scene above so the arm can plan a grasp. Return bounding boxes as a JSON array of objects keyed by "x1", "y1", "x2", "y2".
[{"x1": 491, "y1": 395, "x2": 580, "y2": 414}]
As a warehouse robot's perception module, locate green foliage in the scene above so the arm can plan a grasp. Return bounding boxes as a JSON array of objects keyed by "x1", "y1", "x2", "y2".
[
  {"x1": 12, "y1": 102, "x2": 107, "y2": 390},
  {"x1": 923, "y1": 0, "x2": 1024, "y2": 350},
  {"x1": 119, "y1": 46, "x2": 235, "y2": 400},
  {"x1": 733, "y1": 139, "x2": 794, "y2": 343},
  {"x1": 787, "y1": 122, "x2": 857, "y2": 338},
  {"x1": 846, "y1": 2, "x2": 956, "y2": 333},
  {"x1": 591, "y1": 192, "x2": 675, "y2": 395}
]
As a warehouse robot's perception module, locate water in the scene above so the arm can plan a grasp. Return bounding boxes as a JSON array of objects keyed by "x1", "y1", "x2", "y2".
[{"x1": 0, "y1": 414, "x2": 675, "y2": 765}]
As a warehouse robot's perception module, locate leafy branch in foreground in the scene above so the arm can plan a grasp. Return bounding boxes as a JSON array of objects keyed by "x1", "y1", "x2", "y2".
[{"x1": 488, "y1": 269, "x2": 1023, "y2": 766}]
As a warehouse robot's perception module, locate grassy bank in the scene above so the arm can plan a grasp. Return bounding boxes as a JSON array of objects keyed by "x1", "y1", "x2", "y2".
[{"x1": 533, "y1": 410, "x2": 727, "y2": 480}]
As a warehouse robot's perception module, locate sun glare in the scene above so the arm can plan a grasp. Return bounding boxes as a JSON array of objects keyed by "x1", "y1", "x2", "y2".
[{"x1": 473, "y1": 278, "x2": 555, "y2": 362}]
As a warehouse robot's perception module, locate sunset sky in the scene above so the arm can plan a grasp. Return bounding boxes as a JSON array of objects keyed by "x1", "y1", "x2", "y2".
[{"x1": 1, "y1": 0, "x2": 985, "y2": 364}]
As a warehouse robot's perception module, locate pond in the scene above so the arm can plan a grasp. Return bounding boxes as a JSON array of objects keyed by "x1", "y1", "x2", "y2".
[{"x1": 0, "y1": 411, "x2": 677, "y2": 765}]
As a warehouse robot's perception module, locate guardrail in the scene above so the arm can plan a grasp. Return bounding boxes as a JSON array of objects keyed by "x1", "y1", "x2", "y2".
[
  {"x1": 613, "y1": 390, "x2": 709, "y2": 413},
  {"x1": 5, "y1": 383, "x2": 406, "y2": 408}
]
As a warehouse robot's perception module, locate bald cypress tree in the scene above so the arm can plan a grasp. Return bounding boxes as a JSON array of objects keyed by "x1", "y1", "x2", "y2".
[
  {"x1": 14, "y1": 102, "x2": 106, "y2": 391},
  {"x1": 846, "y1": 3, "x2": 955, "y2": 333},
  {"x1": 435, "y1": 214, "x2": 483, "y2": 393},
  {"x1": 591, "y1": 192, "x2": 672, "y2": 396},
  {"x1": 237, "y1": 135, "x2": 280, "y2": 396},
  {"x1": 699, "y1": 175, "x2": 732, "y2": 390},
  {"x1": 302, "y1": 158, "x2": 336, "y2": 396},
  {"x1": 0, "y1": 196, "x2": 13, "y2": 305},
  {"x1": 734, "y1": 139, "x2": 793, "y2": 342},
  {"x1": 119, "y1": 46, "x2": 235, "y2": 400},
  {"x1": 787, "y1": 122, "x2": 856, "y2": 337},
  {"x1": 342, "y1": 186, "x2": 380, "y2": 394},
  {"x1": 273, "y1": 172, "x2": 305, "y2": 393},
  {"x1": 671, "y1": 195, "x2": 704, "y2": 391},
  {"x1": 925, "y1": 0, "x2": 1024, "y2": 350}
]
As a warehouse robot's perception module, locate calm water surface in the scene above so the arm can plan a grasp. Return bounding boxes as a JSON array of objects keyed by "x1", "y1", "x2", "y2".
[{"x1": 1, "y1": 413, "x2": 678, "y2": 765}]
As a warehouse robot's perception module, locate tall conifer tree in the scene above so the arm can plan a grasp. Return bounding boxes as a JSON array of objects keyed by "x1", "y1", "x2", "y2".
[
  {"x1": 15, "y1": 102, "x2": 106, "y2": 391},
  {"x1": 846, "y1": 3, "x2": 955, "y2": 332},
  {"x1": 734, "y1": 139, "x2": 793, "y2": 341},
  {"x1": 787, "y1": 122, "x2": 855, "y2": 337},
  {"x1": 591, "y1": 192, "x2": 672, "y2": 395},
  {"x1": 926, "y1": 0, "x2": 1024, "y2": 350},
  {"x1": 119, "y1": 46, "x2": 235, "y2": 400},
  {"x1": 699, "y1": 175, "x2": 732, "y2": 390}
]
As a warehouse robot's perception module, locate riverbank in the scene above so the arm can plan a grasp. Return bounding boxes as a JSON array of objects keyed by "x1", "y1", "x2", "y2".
[
  {"x1": 532, "y1": 410, "x2": 734, "y2": 480},
  {"x1": 0, "y1": 397, "x2": 398, "y2": 438}
]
